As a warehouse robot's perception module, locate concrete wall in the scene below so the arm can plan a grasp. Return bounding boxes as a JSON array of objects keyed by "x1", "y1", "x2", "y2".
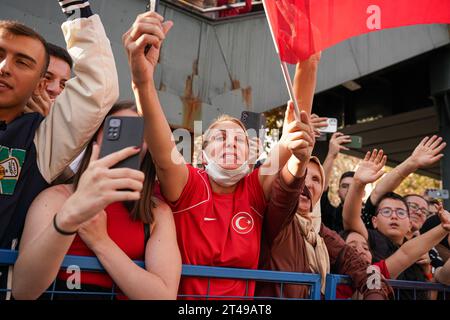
[{"x1": 1, "y1": 0, "x2": 449, "y2": 129}]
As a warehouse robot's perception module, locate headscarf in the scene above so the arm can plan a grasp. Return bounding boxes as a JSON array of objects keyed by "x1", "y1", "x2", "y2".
[{"x1": 295, "y1": 156, "x2": 330, "y2": 294}]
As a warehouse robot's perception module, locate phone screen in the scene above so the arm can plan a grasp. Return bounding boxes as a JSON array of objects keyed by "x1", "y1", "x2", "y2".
[
  {"x1": 147, "y1": 0, "x2": 159, "y2": 12},
  {"x1": 318, "y1": 118, "x2": 338, "y2": 133},
  {"x1": 241, "y1": 111, "x2": 266, "y2": 140},
  {"x1": 144, "y1": 0, "x2": 160, "y2": 55},
  {"x1": 344, "y1": 136, "x2": 363, "y2": 149}
]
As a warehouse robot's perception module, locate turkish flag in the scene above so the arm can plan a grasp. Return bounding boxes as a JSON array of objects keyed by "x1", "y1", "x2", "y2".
[{"x1": 263, "y1": 0, "x2": 450, "y2": 63}]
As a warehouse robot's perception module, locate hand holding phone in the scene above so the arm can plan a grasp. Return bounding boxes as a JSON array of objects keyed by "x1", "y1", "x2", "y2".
[
  {"x1": 318, "y1": 118, "x2": 338, "y2": 133},
  {"x1": 99, "y1": 116, "x2": 145, "y2": 170},
  {"x1": 344, "y1": 135, "x2": 363, "y2": 149}
]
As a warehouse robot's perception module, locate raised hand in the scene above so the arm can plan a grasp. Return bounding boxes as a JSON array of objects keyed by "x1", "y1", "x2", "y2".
[
  {"x1": 284, "y1": 111, "x2": 315, "y2": 163},
  {"x1": 25, "y1": 80, "x2": 52, "y2": 116},
  {"x1": 122, "y1": 12, "x2": 173, "y2": 86},
  {"x1": 409, "y1": 135, "x2": 446, "y2": 169},
  {"x1": 354, "y1": 149, "x2": 387, "y2": 185},
  {"x1": 437, "y1": 202, "x2": 450, "y2": 232},
  {"x1": 328, "y1": 132, "x2": 351, "y2": 158},
  {"x1": 310, "y1": 114, "x2": 328, "y2": 137}
]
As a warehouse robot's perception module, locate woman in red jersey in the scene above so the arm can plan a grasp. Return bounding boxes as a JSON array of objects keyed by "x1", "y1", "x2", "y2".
[
  {"x1": 122, "y1": 11, "x2": 319, "y2": 298},
  {"x1": 12, "y1": 101, "x2": 181, "y2": 300}
]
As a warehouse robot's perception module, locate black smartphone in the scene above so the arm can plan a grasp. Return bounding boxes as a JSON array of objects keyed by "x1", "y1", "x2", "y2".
[
  {"x1": 99, "y1": 116, "x2": 144, "y2": 171},
  {"x1": 344, "y1": 135, "x2": 363, "y2": 149},
  {"x1": 241, "y1": 111, "x2": 266, "y2": 141}
]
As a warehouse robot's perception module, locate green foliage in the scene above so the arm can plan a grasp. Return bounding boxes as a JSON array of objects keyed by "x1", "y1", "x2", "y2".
[{"x1": 327, "y1": 154, "x2": 441, "y2": 206}]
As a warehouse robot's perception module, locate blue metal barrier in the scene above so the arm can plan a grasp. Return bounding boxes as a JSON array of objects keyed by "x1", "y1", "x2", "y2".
[
  {"x1": 2, "y1": 249, "x2": 449, "y2": 300},
  {"x1": 0, "y1": 249, "x2": 321, "y2": 300},
  {"x1": 324, "y1": 274, "x2": 450, "y2": 300}
]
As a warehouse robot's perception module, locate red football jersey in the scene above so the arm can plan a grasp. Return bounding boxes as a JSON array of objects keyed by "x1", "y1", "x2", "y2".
[{"x1": 167, "y1": 165, "x2": 267, "y2": 299}]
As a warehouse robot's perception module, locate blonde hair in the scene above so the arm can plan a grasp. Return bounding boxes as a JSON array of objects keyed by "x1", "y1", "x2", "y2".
[{"x1": 203, "y1": 114, "x2": 249, "y2": 149}]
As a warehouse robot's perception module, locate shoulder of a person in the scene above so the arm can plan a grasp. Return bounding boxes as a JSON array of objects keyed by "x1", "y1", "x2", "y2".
[
  {"x1": 186, "y1": 164, "x2": 207, "y2": 180},
  {"x1": 33, "y1": 184, "x2": 72, "y2": 205},
  {"x1": 152, "y1": 196, "x2": 172, "y2": 213},
  {"x1": 150, "y1": 196, "x2": 172, "y2": 216}
]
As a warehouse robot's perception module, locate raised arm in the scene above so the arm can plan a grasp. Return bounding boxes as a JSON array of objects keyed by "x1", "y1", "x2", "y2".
[
  {"x1": 385, "y1": 207, "x2": 450, "y2": 279},
  {"x1": 35, "y1": 1, "x2": 119, "y2": 183},
  {"x1": 370, "y1": 136, "x2": 446, "y2": 205},
  {"x1": 264, "y1": 114, "x2": 315, "y2": 243},
  {"x1": 293, "y1": 52, "x2": 321, "y2": 115},
  {"x1": 343, "y1": 150, "x2": 387, "y2": 240},
  {"x1": 258, "y1": 105, "x2": 312, "y2": 200},
  {"x1": 259, "y1": 53, "x2": 320, "y2": 200},
  {"x1": 322, "y1": 132, "x2": 351, "y2": 190},
  {"x1": 123, "y1": 12, "x2": 187, "y2": 202}
]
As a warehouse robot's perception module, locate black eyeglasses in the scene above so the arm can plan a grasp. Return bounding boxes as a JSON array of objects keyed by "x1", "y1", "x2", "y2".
[
  {"x1": 407, "y1": 202, "x2": 429, "y2": 217},
  {"x1": 376, "y1": 207, "x2": 409, "y2": 220}
]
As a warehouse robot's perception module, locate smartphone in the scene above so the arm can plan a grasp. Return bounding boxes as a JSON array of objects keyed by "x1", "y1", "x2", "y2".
[
  {"x1": 241, "y1": 111, "x2": 266, "y2": 141},
  {"x1": 144, "y1": 0, "x2": 160, "y2": 55},
  {"x1": 99, "y1": 116, "x2": 144, "y2": 171},
  {"x1": 318, "y1": 118, "x2": 338, "y2": 133},
  {"x1": 426, "y1": 189, "x2": 449, "y2": 200},
  {"x1": 316, "y1": 132, "x2": 327, "y2": 142},
  {"x1": 344, "y1": 135, "x2": 363, "y2": 149},
  {"x1": 146, "y1": 0, "x2": 159, "y2": 12}
]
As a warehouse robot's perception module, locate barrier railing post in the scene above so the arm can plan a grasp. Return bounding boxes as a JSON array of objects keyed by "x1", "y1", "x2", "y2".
[
  {"x1": 324, "y1": 274, "x2": 338, "y2": 300},
  {"x1": 2, "y1": 250, "x2": 450, "y2": 300},
  {"x1": 310, "y1": 277, "x2": 322, "y2": 300}
]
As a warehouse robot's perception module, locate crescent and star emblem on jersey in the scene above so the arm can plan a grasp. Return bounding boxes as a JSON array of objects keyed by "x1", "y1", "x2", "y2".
[{"x1": 231, "y1": 212, "x2": 254, "y2": 235}]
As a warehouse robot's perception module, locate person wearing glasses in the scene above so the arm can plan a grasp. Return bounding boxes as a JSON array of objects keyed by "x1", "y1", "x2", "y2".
[
  {"x1": 338, "y1": 204, "x2": 450, "y2": 299},
  {"x1": 359, "y1": 136, "x2": 446, "y2": 229},
  {"x1": 342, "y1": 149, "x2": 437, "y2": 299},
  {"x1": 404, "y1": 194, "x2": 431, "y2": 238},
  {"x1": 401, "y1": 195, "x2": 448, "y2": 280}
]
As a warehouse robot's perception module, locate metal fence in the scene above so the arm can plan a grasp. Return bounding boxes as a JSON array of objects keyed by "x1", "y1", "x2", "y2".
[
  {"x1": 0, "y1": 249, "x2": 321, "y2": 300},
  {"x1": 1, "y1": 249, "x2": 449, "y2": 300},
  {"x1": 325, "y1": 274, "x2": 450, "y2": 300}
]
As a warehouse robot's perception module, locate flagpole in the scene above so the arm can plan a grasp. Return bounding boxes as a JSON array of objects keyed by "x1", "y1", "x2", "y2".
[{"x1": 261, "y1": 0, "x2": 301, "y2": 120}]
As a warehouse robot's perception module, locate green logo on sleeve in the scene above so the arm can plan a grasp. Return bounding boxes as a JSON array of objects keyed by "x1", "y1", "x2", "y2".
[{"x1": 0, "y1": 146, "x2": 26, "y2": 195}]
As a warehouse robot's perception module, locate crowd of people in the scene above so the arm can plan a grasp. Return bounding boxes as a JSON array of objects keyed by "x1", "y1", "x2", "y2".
[{"x1": 1, "y1": 0, "x2": 450, "y2": 300}]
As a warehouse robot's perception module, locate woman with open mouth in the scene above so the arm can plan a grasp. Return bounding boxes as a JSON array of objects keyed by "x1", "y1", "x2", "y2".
[{"x1": 256, "y1": 144, "x2": 393, "y2": 299}]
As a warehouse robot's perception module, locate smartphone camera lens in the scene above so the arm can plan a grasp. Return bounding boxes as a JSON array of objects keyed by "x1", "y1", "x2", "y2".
[
  {"x1": 108, "y1": 118, "x2": 121, "y2": 140},
  {"x1": 110, "y1": 119, "x2": 121, "y2": 127}
]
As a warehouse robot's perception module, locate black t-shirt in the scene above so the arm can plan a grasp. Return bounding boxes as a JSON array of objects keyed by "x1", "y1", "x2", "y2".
[
  {"x1": 320, "y1": 189, "x2": 344, "y2": 233},
  {"x1": 362, "y1": 195, "x2": 376, "y2": 229},
  {"x1": 0, "y1": 113, "x2": 49, "y2": 299},
  {"x1": 420, "y1": 215, "x2": 448, "y2": 269},
  {"x1": 421, "y1": 215, "x2": 450, "y2": 250},
  {"x1": 367, "y1": 229, "x2": 428, "y2": 300}
]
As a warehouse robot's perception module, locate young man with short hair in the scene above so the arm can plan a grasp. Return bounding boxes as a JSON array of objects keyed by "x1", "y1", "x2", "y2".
[{"x1": 0, "y1": 0, "x2": 119, "y2": 298}]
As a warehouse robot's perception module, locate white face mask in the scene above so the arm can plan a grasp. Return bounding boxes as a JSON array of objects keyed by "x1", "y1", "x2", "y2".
[{"x1": 203, "y1": 151, "x2": 251, "y2": 187}]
